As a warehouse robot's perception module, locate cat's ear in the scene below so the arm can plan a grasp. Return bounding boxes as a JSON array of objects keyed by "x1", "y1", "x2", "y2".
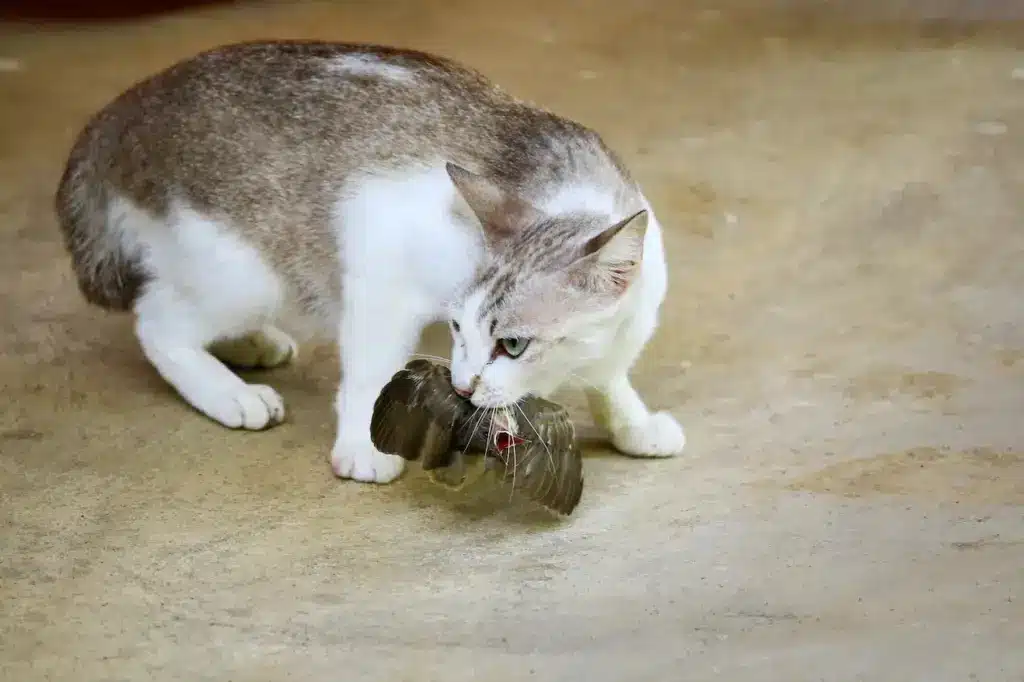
[
  {"x1": 446, "y1": 162, "x2": 539, "y2": 250},
  {"x1": 569, "y1": 209, "x2": 649, "y2": 296}
]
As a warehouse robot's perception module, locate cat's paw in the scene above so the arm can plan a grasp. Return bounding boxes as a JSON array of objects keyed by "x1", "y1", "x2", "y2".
[
  {"x1": 201, "y1": 383, "x2": 285, "y2": 430},
  {"x1": 612, "y1": 411, "x2": 686, "y2": 458},
  {"x1": 210, "y1": 327, "x2": 298, "y2": 369},
  {"x1": 331, "y1": 440, "x2": 406, "y2": 484}
]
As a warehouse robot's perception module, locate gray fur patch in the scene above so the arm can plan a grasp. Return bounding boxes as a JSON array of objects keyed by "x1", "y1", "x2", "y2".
[{"x1": 54, "y1": 40, "x2": 641, "y2": 317}]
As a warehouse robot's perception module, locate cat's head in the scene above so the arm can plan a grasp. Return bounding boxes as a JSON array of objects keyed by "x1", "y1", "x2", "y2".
[{"x1": 444, "y1": 162, "x2": 648, "y2": 408}]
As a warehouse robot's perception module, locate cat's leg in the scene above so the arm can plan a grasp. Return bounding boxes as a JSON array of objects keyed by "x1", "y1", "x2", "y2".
[
  {"x1": 584, "y1": 310, "x2": 685, "y2": 458},
  {"x1": 209, "y1": 326, "x2": 298, "y2": 370},
  {"x1": 134, "y1": 285, "x2": 286, "y2": 430},
  {"x1": 330, "y1": 280, "x2": 426, "y2": 484},
  {"x1": 586, "y1": 376, "x2": 685, "y2": 457}
]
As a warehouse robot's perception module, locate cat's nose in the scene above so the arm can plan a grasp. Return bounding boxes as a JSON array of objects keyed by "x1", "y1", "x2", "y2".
[{"x1": 453, "y1": 375, "x2": 479, "y2": 398}]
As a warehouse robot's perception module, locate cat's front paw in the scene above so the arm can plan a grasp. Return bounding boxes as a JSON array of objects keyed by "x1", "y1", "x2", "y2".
[
  {"x1": 331, "y1": 440, "x2": 406, "y2": 484},
  {"x1": 201, "y1": 383, "x2": 285, "y2": 430},
  {"x1": 612, "y1": 411, "x2": 686, "y2": 458}
]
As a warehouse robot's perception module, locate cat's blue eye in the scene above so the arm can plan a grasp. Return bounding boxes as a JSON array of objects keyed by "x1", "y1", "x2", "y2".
[{"x1": 499, "y1": 337, "x2": 531, "y2": 358}]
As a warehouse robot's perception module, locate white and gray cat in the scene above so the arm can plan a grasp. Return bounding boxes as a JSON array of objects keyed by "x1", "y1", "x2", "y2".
[{"x1": 55, "y1": 41, "x2": 685, "y2": 483}]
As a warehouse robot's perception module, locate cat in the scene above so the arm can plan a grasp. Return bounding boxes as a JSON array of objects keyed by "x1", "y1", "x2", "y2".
[{"x1": 54, "y1": 40, "x2": 686, "y2": 483}]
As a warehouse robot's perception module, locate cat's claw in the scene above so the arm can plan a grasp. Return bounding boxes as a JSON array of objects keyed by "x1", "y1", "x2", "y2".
[
  {"x1": 202, "y1": 383, "x2": 285, "y2": 430},
  {"x1": 331, "y1": 441, "x2": 406, "y2": 483},
  {"x1": 612, "y1": 411, "x2": 685, "y2": 458}
]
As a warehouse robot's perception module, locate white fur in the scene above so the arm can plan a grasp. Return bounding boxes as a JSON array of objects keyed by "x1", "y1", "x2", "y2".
[
  {"x1": 127, "y1": 198, "x2": 291, "y2": 430},
  {"x1": 329, "y1": 166, "x2": 482, "y2": 481},
  {"x1": 539, "y1": 182, "x2": 619, "y2": 217},
  {"x1": 324, "y1": 55, "x2": 416, "y2": 84},
  {"x1": 124, "y1": 165, "x2": 682, "y2": 485},
  {"x1": 580, "y1": 207, "x2": 684, "y2": 459}
]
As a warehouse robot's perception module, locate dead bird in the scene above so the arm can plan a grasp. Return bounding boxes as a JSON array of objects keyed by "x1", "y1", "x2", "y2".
[{"x1": 370, "y1": 359, "x2": 583, "y2": 516}]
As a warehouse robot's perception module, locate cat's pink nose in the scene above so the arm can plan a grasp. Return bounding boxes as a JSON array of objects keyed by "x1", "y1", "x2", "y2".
[{"x1": 453, "y1": 375, "x2": 479, "y2": 398}]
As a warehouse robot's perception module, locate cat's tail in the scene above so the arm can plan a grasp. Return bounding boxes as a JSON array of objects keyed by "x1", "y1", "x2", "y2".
[{"x1": 54, "y1": 130, "x2": 146, "y2": 312}]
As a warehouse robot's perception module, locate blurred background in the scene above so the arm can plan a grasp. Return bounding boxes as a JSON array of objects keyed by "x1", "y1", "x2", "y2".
[{"x1": 1, "y1": 2, "x2": 1021, "y2": 681}]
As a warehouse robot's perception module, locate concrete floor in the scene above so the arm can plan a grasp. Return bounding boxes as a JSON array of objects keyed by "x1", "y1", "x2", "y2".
[{"x1": 1, "y1": 1, "x2": 1022, "y2": 680}]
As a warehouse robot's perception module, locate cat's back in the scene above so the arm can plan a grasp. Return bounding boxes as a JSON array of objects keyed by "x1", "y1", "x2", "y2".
[
  {"x1": 68, "y1": 39, "x2": 629, "y2": 225},
  {"x1": 56, "y1": 41, "x2": 638, "y2": 317},
  {"x1": 70, "y1": 41, "x2": 532, "y2": 213},
  {"x1": 120, "y1": 40, "x2": 505, "y2": 128}
]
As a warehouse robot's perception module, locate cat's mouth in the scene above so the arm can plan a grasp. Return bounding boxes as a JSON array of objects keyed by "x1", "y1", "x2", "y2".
[
  {"x1": 492, "y1": 431, "x2": 526, "y2": 453},
  {"x1": 489, "y1": 409, "x2": 518, "y2": 434},
  {"x1": 488, "y1": 410, "x2": 526, "y2": 458}
]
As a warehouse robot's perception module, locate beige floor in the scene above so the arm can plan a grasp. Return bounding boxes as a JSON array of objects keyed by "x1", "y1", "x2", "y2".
[{"x1": 2, "y1": 1, "x2": 1023, "y2": 680}]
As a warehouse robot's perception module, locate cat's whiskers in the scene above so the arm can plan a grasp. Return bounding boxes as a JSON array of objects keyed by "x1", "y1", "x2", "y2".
[
  {"x1": 450, "y1": 400, "x2": 484, "y2": 489},
  {"x1": 513, "y1": 398, "x2": 555, "y2": 472},
  {"x1": 568, "y1": 371, "x2": 601, "y2": 392},
  {"x1": 485, "y1": 407, "x2": 501, "y2": 485},
  {"x1": 461, "y1": 404, "x2": 489, "y2": 460},
  {"x1": 408, "y1": 352, "x2": 451, "y2": 367},
  {"x1": 520, "y1": 398, "x2": 562, "y2": 506},
  {"x1": 502, "y1": 404, "x2": 520, "y2": 500}
]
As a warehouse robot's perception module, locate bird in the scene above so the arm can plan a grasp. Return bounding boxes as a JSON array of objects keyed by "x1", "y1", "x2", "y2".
[{"x1": 370, "y1": 358, "x2": 584, "y2": 515}]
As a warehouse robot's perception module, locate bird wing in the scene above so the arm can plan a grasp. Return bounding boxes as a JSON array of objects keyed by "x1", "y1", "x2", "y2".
[
  {"x1": 369, "y1": 360, "x2": 466, "y2": 467},
  {"x1": 488, "y1": 398, "x2": 584, "y2": 515}
]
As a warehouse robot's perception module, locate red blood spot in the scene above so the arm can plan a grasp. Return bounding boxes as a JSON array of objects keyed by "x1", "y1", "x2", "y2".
[{"x1": 494, "y1": 432, "x2": 525, "y2": 452}]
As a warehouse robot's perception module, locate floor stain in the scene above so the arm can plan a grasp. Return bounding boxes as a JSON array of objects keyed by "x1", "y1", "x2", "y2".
[
  {"x1": 785, "y1": 447, "x2": 1023, "y2": 504},
  {"x1": 1, "y1": 428, "x2": 44, "y2": 441},
  {"x1": 993, "y1": 348, "x2": 1024, "y2": 368},
  {"x1": 950, "y1": 535, "x2": 1023, "y2": 551},
  {"x1": 843, "y1": 368, "x2": 967, "y2": 403}
]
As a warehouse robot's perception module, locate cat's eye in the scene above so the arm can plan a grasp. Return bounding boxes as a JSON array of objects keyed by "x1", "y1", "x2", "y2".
[
  {"x1": 498, "y1": 337, "x2": 531, "y2": 358},
  {"x1": 451, "y1": 320, "x2": 460, "y2": 332}
]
